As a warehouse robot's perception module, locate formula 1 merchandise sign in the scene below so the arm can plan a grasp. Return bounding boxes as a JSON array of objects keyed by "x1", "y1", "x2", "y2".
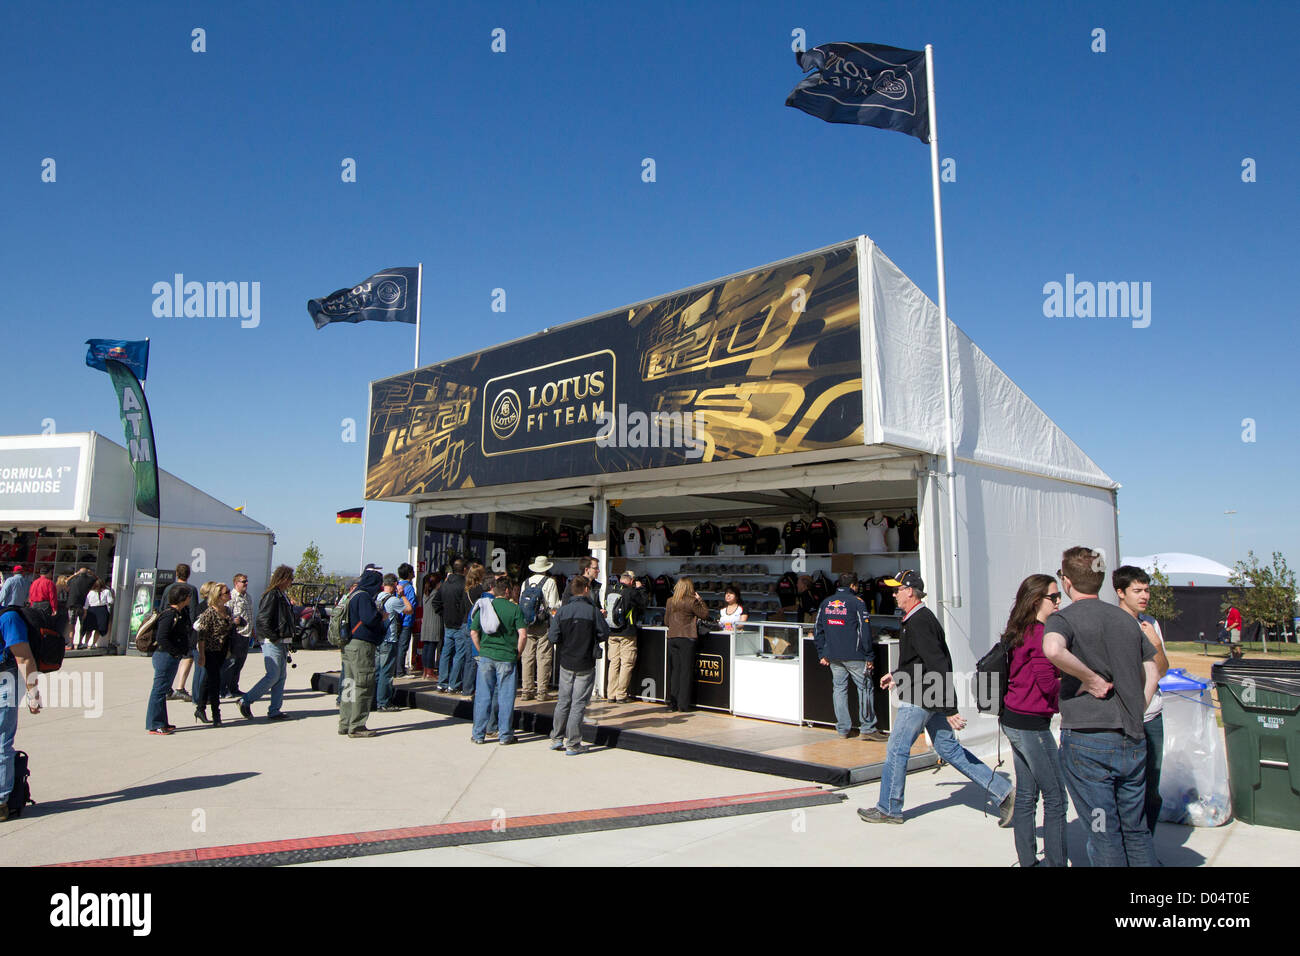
[
  {"x1": 366, "y1": 243, "x2": 864, "y2": 498},
  {"x1": 0, "y1": 446, "x2": 82, "y2": 512}
]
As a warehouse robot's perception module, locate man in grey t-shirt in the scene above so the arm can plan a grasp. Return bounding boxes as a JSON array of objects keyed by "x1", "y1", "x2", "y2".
[{"x1": 1043, "y1": 546, "x2": 1159, "y2": 867}]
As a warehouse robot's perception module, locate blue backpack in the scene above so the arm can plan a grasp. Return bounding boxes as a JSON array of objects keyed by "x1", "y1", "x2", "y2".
[{"x1": 519, "y1": 577, "x2": 550, "y2": 627}]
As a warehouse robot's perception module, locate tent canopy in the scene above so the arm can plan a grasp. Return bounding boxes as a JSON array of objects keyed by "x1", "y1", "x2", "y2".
[{"x1": 1121, "y1": 552, "x2": 1233, "y2": 578}]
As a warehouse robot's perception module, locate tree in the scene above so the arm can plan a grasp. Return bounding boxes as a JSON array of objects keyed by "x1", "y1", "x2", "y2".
[
  {"x1": 1146, "y1": 562, "x2": 1181, "y2": 622},
  {"x1": 1224, "y1": 551, "x2": 1297, "y2": 651},
  {"x1": 295, "y1": 541, "x2": 325, "y2": 582}
]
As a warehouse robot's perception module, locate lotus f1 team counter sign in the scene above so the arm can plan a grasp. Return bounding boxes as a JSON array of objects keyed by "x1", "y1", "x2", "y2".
[{"x1": 365, "y1": 243, "x2": 864, "y2": 499}]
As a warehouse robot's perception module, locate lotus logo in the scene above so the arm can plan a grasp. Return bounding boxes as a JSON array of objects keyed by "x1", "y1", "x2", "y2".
[
  {"x1": 489, "y1": 389, "x2": 521, "y2": 440},
  {"x1": 375, "y1": 279, "x2": 403, "y2": 307},
  {"x1": 871, "y1": 69, "x2": 908, "y2": 100}
]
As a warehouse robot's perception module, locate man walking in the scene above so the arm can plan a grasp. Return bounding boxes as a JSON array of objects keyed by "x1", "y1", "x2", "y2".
[
  {"x1": 432, "y1": 559, "x2": 472, "y2": 695},
  {"x1": 547, "y1": 575, "x2": 609, "y2": 755},
  {"x1": 519, "y1": 556, "x2": 561, "y2": 701},
  {"x1": 814, "y1": 573, "x2": 884, "y2": 741},
  {"x1": 163, "y1": 564, "x2": 200, "y2": 702},
  {"x1": 469, "y1": 575, "x2": 528, "y2": 744},
  {"x1": 223, "y1": 573, "x2": 254, "y2": 698},
  {"x1": 859, "y1": 569, "x2": 1014, "y2": 825},
  {"x1": 339, "y1": 568, "x2": 387, "y2": 737},
  {"x1": 395, "y1": 563, "x2": 417, "y2": 678},
  {"x1": 239, "y1": 565, "x2": 296, "y2": 722},
  {"x1": 1113, "y1": 565, "x2": 1171, "y2": 838},
  {"x1": 1042, "y1": 548, "x2": 1160, "y2": 865},
  {"x1": 606, "y1": 571, "x2": 647, "y2": 703}
]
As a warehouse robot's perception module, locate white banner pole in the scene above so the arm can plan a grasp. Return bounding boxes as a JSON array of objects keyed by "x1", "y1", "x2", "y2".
[
  {"x1": 925, "y1": 43, "x2": 961, "y2": 609},
  {"x1": 414, "y1": 262, "x2": 423, "y2": 370}
]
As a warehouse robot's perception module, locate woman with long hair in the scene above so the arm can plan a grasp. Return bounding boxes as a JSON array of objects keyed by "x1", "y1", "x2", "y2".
[
  {"x1": 420, "y1": 571, "x2": 444, "y2": 680},
  {"x1": 999, "y1": 573, "x2": 1069, "y2": 867},
  {"x1": 239, "y1": 564, "x2": 296, "y2": 721},
  {"x1": 664, "y1": 577, "x2": 710, "y2": 712},
  {"x1": 193, "y1": 582, "x2": 235, "y2": 726}
]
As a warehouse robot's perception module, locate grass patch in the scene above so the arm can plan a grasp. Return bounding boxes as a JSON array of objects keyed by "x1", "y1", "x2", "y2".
[{"x1": 1166, "y1": 641, "x2": 1300, "y2": 659}]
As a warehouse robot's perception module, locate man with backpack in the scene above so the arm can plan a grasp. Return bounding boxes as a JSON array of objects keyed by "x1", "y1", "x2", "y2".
[
  {"x1": 813, "y1": 573, "x2": 884, "y2": 741},
  {"x1": 1, "y1": 605, "x2": 42, "y2": 821},
  {"x1": 432, "y1": 559, "x2": 473, "y2": 695},
  {"x1": 519, "y1": 556, "x2": 561, "y2": 702},
  {"x1": 469, "y1": 575, "x2": 528, "y2": 744},
  {"x1": 395, "y1": 563, "x2": 418, "y2": 678},
  {"x1": 339, "y1": 569, "x2": 387, "y2": 737},
  {"x1": 376, "y1": 574, "x2": 413, "y2": 712},
  {"x1": 606, "y1": 572, "x2": 647, "y2": 703}
]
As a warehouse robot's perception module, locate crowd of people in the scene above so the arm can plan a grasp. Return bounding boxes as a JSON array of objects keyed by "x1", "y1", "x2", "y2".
[
  {"x1": 0, "y1": 564, "x2": 115, "y2": 650},
  {"x1": 0, "y1": 544, "x2": 1178, "y2": 864}
]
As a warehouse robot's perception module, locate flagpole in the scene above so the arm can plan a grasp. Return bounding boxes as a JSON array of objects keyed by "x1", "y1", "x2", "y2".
[
  {"x1": 359, "y1": 511, "x2": 367, "y2": 573},
  {"x1": 925, "y1": 43, "x2": 961, "y2": 609},
  {"x1": 414, "y1": 263, "x2": 423, "y2": 370}
]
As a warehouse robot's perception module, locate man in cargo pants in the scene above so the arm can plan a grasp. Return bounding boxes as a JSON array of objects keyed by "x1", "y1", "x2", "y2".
[{"x1": 520, "y1": 556, "x2": 560, "y2": 701}]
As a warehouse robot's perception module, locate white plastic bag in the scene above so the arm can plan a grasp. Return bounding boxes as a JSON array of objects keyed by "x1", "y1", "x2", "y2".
[{"x1": 1158, "y1": 684, "x2": 1232, "y2": 826}]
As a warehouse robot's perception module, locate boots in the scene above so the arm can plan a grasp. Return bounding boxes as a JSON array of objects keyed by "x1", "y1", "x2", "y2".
[
  {"x1": 195, "y1": 706, "x2": 211, "y2": 724},
  {"x1": 211, "y1": 707, "x2": 222, "y2": 727}
]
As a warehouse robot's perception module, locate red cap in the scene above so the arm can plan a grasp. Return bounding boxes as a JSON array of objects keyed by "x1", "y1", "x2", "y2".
[{"x1": 12, "y1": 565, "x2": 25, "y2": 573}]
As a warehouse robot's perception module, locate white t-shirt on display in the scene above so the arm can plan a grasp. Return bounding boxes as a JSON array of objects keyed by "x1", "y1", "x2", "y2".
[
  {"x1": 623, "y1": 526, "x2": 643, "y2": 557},
  {"x1": 864, "y1": 517, "x2": 888, "y2": 553},
  {"x1": 646, "y1": 526, "x2": 668, "y2": 557}
]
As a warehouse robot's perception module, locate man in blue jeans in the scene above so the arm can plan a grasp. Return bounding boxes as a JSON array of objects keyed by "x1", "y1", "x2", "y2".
[
  {"x1": 813, "y1": 572, "x2": 885, "y2": 741},
  {"x1": 395, "y1": 563, "x2": 417, "y2": 678},
  {"x1": 432, "y1": 559, "x2": 472, "y2": 695},
  {"x1": 469, "y1": 575, "x2": 528, "y2": 744},
  {"x1": 1044, "y1": 547, "x2": 1160, "y2": 866},
  {"x1": 375, "y1": 575, "x2": 411, "y2": 711},
  {"x1": 239, "y1": 564, "x2": 296, "y2": 721},
  {"x1": 0, "y1": 608, "x2": 42, "y2": 821},
  {"x1": 859, "y1": 570, "x2": 1014, "y2": 826}
]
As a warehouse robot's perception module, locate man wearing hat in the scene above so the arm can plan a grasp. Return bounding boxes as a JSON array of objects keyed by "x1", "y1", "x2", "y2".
[
  {"x1": 0, "y1": 567, "x2": 31, "y2": 608},
  {"x1": 519, "y1": 556, "x2": 561, "y2": 701},
  {"x1": 858, "y1": 569, "x2": 1015, "y2": 826}
]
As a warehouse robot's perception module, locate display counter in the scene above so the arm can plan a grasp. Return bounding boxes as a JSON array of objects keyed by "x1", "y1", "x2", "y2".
[{"x1": 617, "y1": 619, "x2": 900, "y2": 729}]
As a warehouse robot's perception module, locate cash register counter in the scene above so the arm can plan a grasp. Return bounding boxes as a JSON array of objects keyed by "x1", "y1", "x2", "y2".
[{"x1": 624, "y1": 621, "x2": 900, "y2": 730}]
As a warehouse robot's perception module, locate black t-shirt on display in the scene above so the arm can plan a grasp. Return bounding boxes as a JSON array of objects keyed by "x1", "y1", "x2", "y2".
[
  {"x1": 734, "y1": 518, "x2": 758, "y2": 555},
  {"x1": 554, "y1": 526, "x2": 576, "y2": 557},
  {"x1": 896, "y1": 513, "x2": 918, "y2": 551},
  {"x1": 652, "y1": 573, "x2": 675, "y2": 607},
  {"x1": 776, "y1": 572, "x2": 799, "y2": 608},
  {"x1": 693, "y1": 520, "x2": 721, "y2": 556},
  {"x1": 669, "y1": 529, "x2": 694, "y2": 556},
  {"x1": 806, "y1": 516, "x2": 836, "y2": 553},
  {"x1": 782, "y1": 518, "x2": 808, "y2": 553},
  {"x1": 756, "y1": 527, "x2": 781, "y2": 554}
]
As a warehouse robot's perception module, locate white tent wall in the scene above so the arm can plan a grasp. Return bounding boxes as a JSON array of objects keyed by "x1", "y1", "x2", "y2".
[
  {"x1": 860, "y1": 237, "x2": 1116, "y2": 490},
  {"x1": 937, "y1": 461, "x2": 1120, "y2": 757}
]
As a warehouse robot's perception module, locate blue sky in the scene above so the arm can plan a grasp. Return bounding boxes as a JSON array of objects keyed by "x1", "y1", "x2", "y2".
[{"x1": 2, "y1": 0, "x2": 1295, "y2": 576}]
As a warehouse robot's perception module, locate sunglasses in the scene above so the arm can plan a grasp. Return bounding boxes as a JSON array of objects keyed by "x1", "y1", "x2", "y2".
[{"x1": 1045, "y1": 592, "x2": 1062, "y2": 603}]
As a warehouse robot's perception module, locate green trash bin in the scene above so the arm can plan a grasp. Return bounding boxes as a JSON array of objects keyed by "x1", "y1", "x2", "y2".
[{"x1": 1212, "y1": 658, "x2": 1300, "y2": 830}]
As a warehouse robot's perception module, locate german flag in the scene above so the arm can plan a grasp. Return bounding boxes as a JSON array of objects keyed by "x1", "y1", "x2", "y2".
[{"x1": 336, "y1": 507, "x2": 363, "y2": 524}]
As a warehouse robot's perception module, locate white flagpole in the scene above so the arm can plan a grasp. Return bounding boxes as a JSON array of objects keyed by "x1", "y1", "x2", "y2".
[
  {"x1": 359, "y1": 511, "x2": 367, "y2": 573},
  {"x1": 414, "y1": 262, "x2": 423, "y2": 370},
  {"x1": 925, "y1": 43, "x2": 961, "y2": 609}
]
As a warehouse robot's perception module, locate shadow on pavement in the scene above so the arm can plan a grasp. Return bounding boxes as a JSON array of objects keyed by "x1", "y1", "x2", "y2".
[{"x1": 32, "y1": 772, "x2": 260, "y2": 815}]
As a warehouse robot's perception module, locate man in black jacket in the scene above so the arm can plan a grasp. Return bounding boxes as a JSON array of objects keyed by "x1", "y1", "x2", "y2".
[
  {"x1": 547, "y1": 576, "x2": 609, "y2": 755},
  {"x1": 858, "y1": 570, "x2": 1014, "y2": 826},
  {"x1": 339, "y1": 569, "x2": 387, "y2": 737},
  {"x1": 432, "y1": 559, "x2": 472, "y2": 694},
  {"x1": 813, "y1": 573, "x2": 884, "y2": 741},
  {"x1": 606, "y1": 572, "x2": 648, "y2": 703},
  {"x1": 65, "y1": 566, "x2": 95, "y2": 645}
]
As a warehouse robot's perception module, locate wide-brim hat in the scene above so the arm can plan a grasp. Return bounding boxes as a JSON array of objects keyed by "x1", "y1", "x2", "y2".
[{"x1": 528, "y1": 555, "x2": 554, "y2": 574}]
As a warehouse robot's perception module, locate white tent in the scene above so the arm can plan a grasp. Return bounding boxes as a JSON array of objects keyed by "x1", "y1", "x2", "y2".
[
  {"x1": 376, "y1": 236, "x2": 1120, "y2": 755},
  {"x1": 1122, "y1": 552, "x2": 1233, "y2": 579}
]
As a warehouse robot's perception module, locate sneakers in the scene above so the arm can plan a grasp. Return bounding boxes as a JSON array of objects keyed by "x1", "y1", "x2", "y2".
[
  {"x1": 861, "y1": 731, "x2": 889, "y2": 742},
  {"x1": 267, "y1": 712, "x2": 293, "y2": 721},
  {"x1": 471, "y1": 737, "x2": 487, "y2": 745},
  {"x1": 565, "y1": 746, "x2": 583, "y2": 756},
  {"x1": 549, "y1": 739, "x2": 565, "y2": 751},
  {"x1": 518, "y1": 692, "x2": 536, "y2": 701},
  {"x1": 998, "y1": 790, "x2": 1016, "y2": 828},
  {"x1": 348, "y1": 728, "x2": 377, "y2": 738},
  {"x1": 857, "y1": 807, "x2": 903, "y2": 825},
  {"x1": 498, "y1": 737, "x2": 516, "y2": 745},
  {"x1": 148, "y1": 726, "x2": 175, "y2": 736},
  {"x1": 376, "y1": 705, "x2": 405, "y2": 713}
]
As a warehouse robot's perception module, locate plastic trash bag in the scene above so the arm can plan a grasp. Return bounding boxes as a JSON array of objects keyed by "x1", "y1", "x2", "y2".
[{"x1": 1158, "y1": 671, "x2": 1232, "y2": 826}]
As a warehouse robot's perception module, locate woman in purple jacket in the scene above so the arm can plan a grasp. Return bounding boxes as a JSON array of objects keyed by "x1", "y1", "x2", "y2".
[{"x1": 999, "y1": 574, "x2": 1069, "y2": 867}]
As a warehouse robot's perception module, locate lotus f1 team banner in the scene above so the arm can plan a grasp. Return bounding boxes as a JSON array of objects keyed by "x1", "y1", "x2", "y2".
[
  {"x1": 786, "y1": 42, "x2": 930, "y2": 143},
  {"x1": 308, "y1": 267, "x2": 419, "y2": 329},
  {"x1": 103, "y1": 359, "x2": 161, "y2": 518},
  {"x1": 85, "y1": 338, "x2": 150, "y2": 382},
  {"x1": 366, "y1": 243, "x2": 863, "y2": 499}
]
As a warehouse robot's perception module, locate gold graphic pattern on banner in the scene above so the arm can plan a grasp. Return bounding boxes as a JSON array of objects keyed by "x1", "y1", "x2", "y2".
[{"x1": 367, "y1": 374, "x2": 477, "y2": 498}]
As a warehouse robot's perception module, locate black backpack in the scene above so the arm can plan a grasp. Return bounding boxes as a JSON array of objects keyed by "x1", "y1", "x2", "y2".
[
  {"x1": 611, "y1": 588, "x2": 639, "y2": 633},
  {"x1": 0, "y1": 605, "x2": 64, "y2": 673},
  {"x1": 7, "y1": 750, "x2": 33, "y2": 817},
  {"x1": 975, "y1": 636, "x2": 1012, "y2": 716}
]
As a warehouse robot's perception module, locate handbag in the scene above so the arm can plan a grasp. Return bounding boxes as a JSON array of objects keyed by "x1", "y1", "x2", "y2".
[{"x1": 696, "y1": 618, "x2": 717, "y2": 639}]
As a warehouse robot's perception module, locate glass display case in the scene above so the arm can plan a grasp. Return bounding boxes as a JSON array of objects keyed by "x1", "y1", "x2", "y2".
[
  {"x1": 734, "y1": 621, "x2": 808, "y2": 661},
  {"x1": 732, "y1": 622, "x2": 809, "y2": 723}
]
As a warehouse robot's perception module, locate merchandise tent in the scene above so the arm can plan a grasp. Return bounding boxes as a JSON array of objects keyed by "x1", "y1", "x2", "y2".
[{"x1": 366, "y1": 236, "x2": 1118, "y2": 755}]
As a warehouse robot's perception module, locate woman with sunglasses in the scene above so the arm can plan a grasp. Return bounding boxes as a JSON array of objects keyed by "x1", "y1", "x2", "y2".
[{"x1": 999, "y1": 574, "x2": 1070, "y2": 867}]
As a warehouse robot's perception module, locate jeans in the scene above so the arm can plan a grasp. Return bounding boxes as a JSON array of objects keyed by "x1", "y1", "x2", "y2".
[
  {"x1": 877, "y1": 701, "x2": 1013, "y2": 818},
  {"x1": 147, "y1": 652, "x2": 180, "y2": 730},
  {"x1": 552, "y1": 667, "x2": 595, "y2": 749},
  {"x1": 0, "y1": 665, "x2": 19, "y2": 801},
  {"x1": 472, "y1": 658, "x2": 518, "y2": 742},
  {"x1": 242, "y1": 641, "x2": 288, "y2": 717},
  {"x1": 396, "y1": 625, "x2": 413, "y2": 676},
  {"x1": 376, "y1": 640, "x2": 398, "y2": 707},
  {"x1": 829, "y1": 659, "x2": 876, "y2": 735},
  {"x1": 1002, "y1": 723, "x2": 1069, "y2": 867},
  {"x1": 441, "y1": 625, "x2": 471, "y2": 691},
  {"x1": 222, "y1": 634, "x2": 249, "y2": 695},
  {"x1": 339, "y1": 639, "x2": 377, "y2": 733},
  {"x1": 1144, "y1": 715, "x2": 1164, "y2": 836},
  {"x1": 421, "y1": 639, "x2": 438, "y2": 672},
  {"x1": 1060, "y1": 729, "x2": 1157, "y2": 866}
]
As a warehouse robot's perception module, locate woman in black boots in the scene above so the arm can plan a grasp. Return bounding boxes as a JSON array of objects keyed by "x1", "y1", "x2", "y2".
[{"x1": 193, "y1": 582, "x2": 235, "y2": 726}]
